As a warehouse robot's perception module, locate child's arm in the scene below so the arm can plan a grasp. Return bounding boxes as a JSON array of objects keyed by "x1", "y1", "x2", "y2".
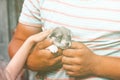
[{"x1": 5, "y1": 30, "x2": 52, "y2": 80}]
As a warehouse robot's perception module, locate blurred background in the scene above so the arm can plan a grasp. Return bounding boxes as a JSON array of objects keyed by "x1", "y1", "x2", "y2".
[{"x1": 0, "y1": 0, "x2": 24, "y2": 61}]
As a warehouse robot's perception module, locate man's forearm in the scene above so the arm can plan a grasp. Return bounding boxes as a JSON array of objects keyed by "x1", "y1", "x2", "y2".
[
  {"x1": 93, "y1": 55, "x2": 120, "y2": 79},
  {"x1": 8, "y1": 38, "x2": 24, "y2": 58}
]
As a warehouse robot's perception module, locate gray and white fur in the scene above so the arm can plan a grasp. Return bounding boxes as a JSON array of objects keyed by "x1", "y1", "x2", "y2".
[{"x1": 48, "y1": 27, "x2": 71, "y2": 49}]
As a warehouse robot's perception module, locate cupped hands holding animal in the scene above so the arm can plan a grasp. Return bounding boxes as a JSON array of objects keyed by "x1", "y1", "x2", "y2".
[
  {"x1": 62, "y1": 41, "x2": 99, "y2": 78},
  {"x1": 27, "y1": 40, "x2": 97, "y2": 76}
]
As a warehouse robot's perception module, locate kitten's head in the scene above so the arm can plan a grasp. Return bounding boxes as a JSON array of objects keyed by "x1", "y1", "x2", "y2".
[{"x1": 48, "y1": 27, "x2": 72, "y2": 49}]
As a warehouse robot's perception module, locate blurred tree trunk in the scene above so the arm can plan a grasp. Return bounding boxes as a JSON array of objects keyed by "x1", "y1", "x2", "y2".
[
  {"x1": 0, "y1": 0, "x2": 9, "y2": 61},
  {"x1": 7, "y1": 0, "x2": 24, "y2": 39},
  {"x1": 15, "y1": 0, "x2": 24, "y2": 20}
]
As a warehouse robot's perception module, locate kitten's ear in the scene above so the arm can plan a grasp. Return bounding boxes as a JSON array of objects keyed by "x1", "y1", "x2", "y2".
[{"x1": 47, "y1": 27, "x2": 57, "y2": 38}]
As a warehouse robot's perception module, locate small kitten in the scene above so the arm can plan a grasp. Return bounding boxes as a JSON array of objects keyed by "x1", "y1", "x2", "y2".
[
  {"x1": 48, "y1": 27, "x2": 72, "y2": 49},
  {"x1": 46, "y1": 26, "x2": 72, "y2": 55}
]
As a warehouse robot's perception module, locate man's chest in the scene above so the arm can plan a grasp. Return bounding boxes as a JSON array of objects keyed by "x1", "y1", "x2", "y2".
[{"x1": 40, "y1": 0, "x2": 120, "y2": 31}]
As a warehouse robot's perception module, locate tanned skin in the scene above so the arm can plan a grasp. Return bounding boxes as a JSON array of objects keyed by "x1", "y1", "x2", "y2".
[{"x1": 8, "y1": 23, "x2": 120, "y2": 80}]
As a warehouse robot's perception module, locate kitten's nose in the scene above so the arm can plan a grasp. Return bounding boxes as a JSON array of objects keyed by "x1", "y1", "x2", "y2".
[
  {"x1": 66, "y1": 42, "x2": 70, "y2": 46},
  {"x1": 65, "y1": 42, "x2": 71, "y2": 47}
]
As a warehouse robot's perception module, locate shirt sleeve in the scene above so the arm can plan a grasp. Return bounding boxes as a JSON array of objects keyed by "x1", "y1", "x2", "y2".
[{"x1": 19, "y1": 0, "x2": 42, "y2": 26}]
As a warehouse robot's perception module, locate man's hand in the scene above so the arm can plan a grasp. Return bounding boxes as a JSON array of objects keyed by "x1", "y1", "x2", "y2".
[
  {"x1": 27, "y1": 39, "x2": 62, "y2": 72},
  {"x1": 62, "y1": 42, "x2": 98, "y2": 78}
]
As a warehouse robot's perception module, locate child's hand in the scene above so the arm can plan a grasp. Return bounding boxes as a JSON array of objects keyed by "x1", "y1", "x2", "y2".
[{"x1": 29, "y1": 30, "x2": 52, "y2": 43}]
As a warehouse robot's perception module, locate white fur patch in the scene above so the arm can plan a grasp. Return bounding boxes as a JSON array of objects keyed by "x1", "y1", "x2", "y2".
[{"x1": 46, "y1": 44, "x2": 58, "y2": 54}]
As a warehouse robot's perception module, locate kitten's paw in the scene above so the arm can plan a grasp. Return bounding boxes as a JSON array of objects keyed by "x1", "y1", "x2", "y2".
[{"x1": 46, "y1": 45, "x2": 58, "y2": 55}]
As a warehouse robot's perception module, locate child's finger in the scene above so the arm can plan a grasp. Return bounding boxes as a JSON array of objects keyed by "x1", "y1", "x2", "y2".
[
  {"x1": 37, "y1": 30, "x2": 53, "y2": 40},
  {"x1": 36, "y1": 39, "x2": 53, "y2": 49}
]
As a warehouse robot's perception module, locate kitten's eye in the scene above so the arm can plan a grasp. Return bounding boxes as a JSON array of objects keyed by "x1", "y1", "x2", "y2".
[
  {"x1": 56, "y1": 39, "x2": 61, "y2": 42},
  {"x1": 67, "y1": 35, "x2": 71, "y2": 40},
  {"x1": 55, "y1": 36, "x2": 62, "y2": 42}
]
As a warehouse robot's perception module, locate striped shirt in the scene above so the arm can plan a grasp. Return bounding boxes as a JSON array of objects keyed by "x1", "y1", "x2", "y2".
[{"x1": 19, "y1": 0, "x2": 120, "y2": 80}]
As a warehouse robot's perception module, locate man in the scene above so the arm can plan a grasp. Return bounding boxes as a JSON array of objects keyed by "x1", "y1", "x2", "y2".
[{"x1": 8, "y1": 0, "x2": 120, "y2": 80}]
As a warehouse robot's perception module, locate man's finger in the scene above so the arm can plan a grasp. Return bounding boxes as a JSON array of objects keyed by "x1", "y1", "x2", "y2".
[
  {"x1": 63, "y1": 64, "x2": 74, "y2": 72},
  {"x1": 62, "y1": 56, "x2": 75, "y2": 65},
  {"x1": 51, "y1": 56, "x2": 62, "y2": 66},
  {"x1": 63, "y1": 49, "x2": 77, "y2": 57},
  {"x1": 70, "y1": 42, "x2": 85, "y2": 49}
]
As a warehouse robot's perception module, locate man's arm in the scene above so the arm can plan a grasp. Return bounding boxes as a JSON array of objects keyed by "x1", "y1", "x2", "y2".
[{"x1": 8, "y1": 23, "x2": 42, "y2": 58}]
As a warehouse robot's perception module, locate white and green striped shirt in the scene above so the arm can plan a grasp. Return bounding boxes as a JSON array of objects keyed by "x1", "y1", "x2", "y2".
[{"x1": 19, "y1": 0, "x2": 120, "y2": 80}]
